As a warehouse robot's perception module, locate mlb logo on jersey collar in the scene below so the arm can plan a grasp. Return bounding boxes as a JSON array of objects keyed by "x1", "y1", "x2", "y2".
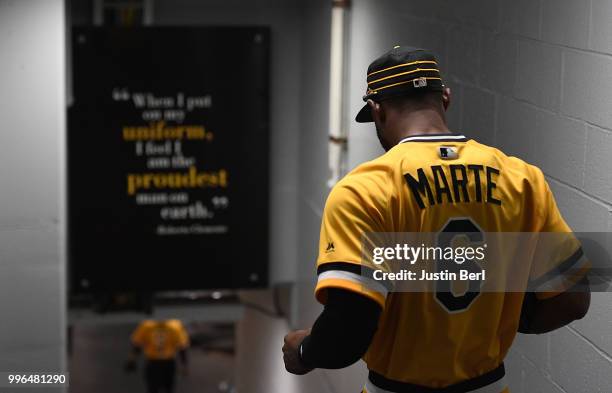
[{"x1": 439, "y1": 146, "x2": 458, "y2": 160}]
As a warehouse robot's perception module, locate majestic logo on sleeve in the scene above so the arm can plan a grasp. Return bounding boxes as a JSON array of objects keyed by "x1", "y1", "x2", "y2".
[{"x1": 325, "y1": 242, "x2": 335, "y2": 253}]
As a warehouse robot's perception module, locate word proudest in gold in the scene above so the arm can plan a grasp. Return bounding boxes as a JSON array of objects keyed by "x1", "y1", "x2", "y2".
[{"x1": 127, "y1": 166, "x2": 228, "y2": 195}]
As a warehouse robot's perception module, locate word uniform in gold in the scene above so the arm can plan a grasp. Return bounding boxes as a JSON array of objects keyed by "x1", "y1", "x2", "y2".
[{"x1": 315, "y1": 134, "x2": 589, "y2": 392}]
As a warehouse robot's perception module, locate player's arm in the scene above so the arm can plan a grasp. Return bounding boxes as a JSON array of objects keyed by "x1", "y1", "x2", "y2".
[
  {"x1": 128, "y1": 345, "x2": 141, "y2": 359},
  {"x1": 178, "y1": 349, "x2": 188, "y2": 365},
  {"x1": 519, "y1": 276, "x2": 590, "y2": 334},
  {"x1": 125, "y1": 322, "x2": 146, "y2": 372},
  {"x1": 176, "y1": 348, "x2": 189, "y2": 376},
  {"x1": 282, "y1": 288, "x2": 381, "y2": 374},
  {"x1": 124, "y1": 345, "x2": 141, "y2": 372},
  {"x1": 176, "y1": 321, "x2": 190, "y2": 369},
  {"x1": 519, "y1": 172, "x2": 591, "y2": 334},
  {"x1": 283, "y1": 178, "x2": 387, "y2": 374},
  {"x1": 304, "y1": 288, "x2": 381, "y2": 367}
]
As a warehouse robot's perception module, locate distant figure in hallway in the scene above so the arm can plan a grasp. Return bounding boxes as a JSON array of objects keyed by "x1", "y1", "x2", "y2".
[{"x1": 125, "y1": 319, "x2": 190, "y2": 393}]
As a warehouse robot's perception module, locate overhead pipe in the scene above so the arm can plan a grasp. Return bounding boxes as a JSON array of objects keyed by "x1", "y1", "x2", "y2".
[{"x1": 327, "y1": 0, "x2": 351, "y2": 187}]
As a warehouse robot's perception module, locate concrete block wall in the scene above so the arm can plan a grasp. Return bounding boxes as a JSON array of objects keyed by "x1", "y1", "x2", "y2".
[
  {"x1": 344, "y1": 0, "x2": 612, "y2": 391},
  {"x1": 0, "y1": 0, "x2": 67, "y2": 388}
]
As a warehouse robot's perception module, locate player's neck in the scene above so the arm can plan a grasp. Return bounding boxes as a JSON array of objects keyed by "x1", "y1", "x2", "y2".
[{"x1": 388, "y1": 109, "x2": 451, "y2": 145}]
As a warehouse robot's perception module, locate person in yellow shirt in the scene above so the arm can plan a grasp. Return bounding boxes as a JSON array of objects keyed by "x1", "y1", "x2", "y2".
[
  {"x1": 126, "y1": 319, "x2": 189, "y2": 393},
  {"x1": 282, "y1": 46, "x2": 591, "y2": 392}
]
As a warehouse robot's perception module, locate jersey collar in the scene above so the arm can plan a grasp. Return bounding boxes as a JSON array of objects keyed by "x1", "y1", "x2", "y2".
[{"x1": 397, "y1": 133, "x2": 468, "y2": 144}]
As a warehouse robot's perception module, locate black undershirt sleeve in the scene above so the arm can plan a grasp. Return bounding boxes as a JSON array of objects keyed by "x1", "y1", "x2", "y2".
[
  {"x1": 518, "y1": 276, "x2": 590, "y2": 334},
  {"x1": 299, "y1": 288, "x2": 382, "y2": 369}
]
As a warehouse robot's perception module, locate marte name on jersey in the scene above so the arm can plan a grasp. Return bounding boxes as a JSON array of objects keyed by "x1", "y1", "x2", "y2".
[{"x1": 404, "y1": 164, "x2": 502, "y2": 209}]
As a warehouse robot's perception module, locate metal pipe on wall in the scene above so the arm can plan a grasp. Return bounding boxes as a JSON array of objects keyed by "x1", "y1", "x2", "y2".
[{"x1": 327, "y1": 0, "x2": 350, "y2": 187}]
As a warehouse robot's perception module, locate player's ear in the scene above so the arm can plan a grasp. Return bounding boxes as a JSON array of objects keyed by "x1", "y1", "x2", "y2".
[
  {"x1": 442, "y1": 87, "x2": 451, "y2": 111},
  {"x1": 367, "y1": 99, "x2": 384, "y2": 123}
]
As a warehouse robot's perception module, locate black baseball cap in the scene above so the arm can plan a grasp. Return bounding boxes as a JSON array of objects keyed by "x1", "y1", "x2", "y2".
[{"x1": 355, "y1": 46, "x2": 444, "y2": 123}]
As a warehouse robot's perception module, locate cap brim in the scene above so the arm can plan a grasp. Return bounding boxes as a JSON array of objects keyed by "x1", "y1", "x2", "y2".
[{"x1": 355, "y1": 103, "x2": 373, "y2": 123}]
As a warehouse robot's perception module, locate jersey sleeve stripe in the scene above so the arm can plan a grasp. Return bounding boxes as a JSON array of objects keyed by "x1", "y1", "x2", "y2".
[
  {"x1": 554, "y1": 247, "x2": 584, "y2": 275},
  {"x1": 317, "y1": 261, "x2": 394, "y2": 291},
  {"x1": 317, "y1": 261, "x2": 363, "y2": 275},
  {"x1": 534, "y1": 263, "x2": 591, "y2": 297},
  {"x1": 529, "y1": 247, "x2": 587, "y2": 290},
  {"x1": 531, "y1": 255, "x2": 590, "y2": 294},
  {"x1": 318, "y1": 270, "x2": 389, "y2": 298}
]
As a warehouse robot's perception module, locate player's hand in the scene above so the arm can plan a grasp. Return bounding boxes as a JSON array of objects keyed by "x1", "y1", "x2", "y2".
[
  {"x1": 282, "y1": 329, "x2": 313, "y2": 375},
  {"x1": 124, "y1": 359, "x2": 137, "y2": 373}
]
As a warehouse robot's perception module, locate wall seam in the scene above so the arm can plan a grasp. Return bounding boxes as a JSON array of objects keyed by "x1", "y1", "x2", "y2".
[
  {"x1": 546, "y1": 175, "x2": 612, "y2": 209},
  {"x1": 587, "y1": 0, "x2": 594, "y2": 50},
  {"x1": 519, "y1": 34, "x2": 612, "y2": 59},
  {"x1": 580, "y1": 123, "x2": 588, "y2": 189},
  {"x1": 514, "y1": 348, "x2": 570, "y2": 393},
  {"x1": 566, "y1": 325, "x2": 612, "y2": 364},
  {"x1": 559, "y1": 50, "x2": 565, "y2": 115}
]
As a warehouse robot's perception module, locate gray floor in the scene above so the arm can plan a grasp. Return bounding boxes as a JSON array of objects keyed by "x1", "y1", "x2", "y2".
[
  {"x1": 67, "y1": 290, "x2": 345, "y2": 393},
  {"x1": 69, "y1": 322, "x2": 235, "y2": 393}
]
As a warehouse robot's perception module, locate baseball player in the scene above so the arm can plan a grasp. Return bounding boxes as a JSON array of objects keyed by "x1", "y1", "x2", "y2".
[
  {"x1": 282, "y1": 47, "x2": 591, "y2": 393},
  {"x1": 126, "y1": 319, "x2": 189, "y2": 393}
]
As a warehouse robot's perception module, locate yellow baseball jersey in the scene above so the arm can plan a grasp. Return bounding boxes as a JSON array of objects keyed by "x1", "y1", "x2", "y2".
[
  {"x1": 131, "y1": 319, "x2": 189, "y2": 360},
  {"x1": 315, "y1": 133, "x2": 589, "y2": 391}
]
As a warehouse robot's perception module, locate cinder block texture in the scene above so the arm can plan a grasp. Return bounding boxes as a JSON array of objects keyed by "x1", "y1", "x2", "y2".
[
  {"x1": 548, "y1": 179, "x2": 610, "y2": 232},
  {"x1": 516, "y1": 41, "x2": 562, "y2": 111},
  {"x1": 562, "y1": 51, "x2": 612, "y2": 130},
  {"x1": 448, "y1": 26, "x2": 481, "y2": 84},
  {"x1": 522, "y1": 364, "x2": 566, "y2": 393},
  {"x1": 500, "y1": 0, "x2": 541, "y2": 38},
  {"x1": 572, "y1": 293, "x2": 612, "y2": 357},
  {"x1": 584, "y1": 126, "x2": 612, "y2": 202},
  {"x1": 512, "y1": 334, "x2": 550, "y2": 372},
  {"x1": 480, "y1": 34, "x2": 517, "y2": 94},
  {"x1": 456, "y1": 0, "x2": 501, "y2": 31},
  {"x1": 550, "y1": 328, "x2": 612, "y2": 393},
  {"x1": 541, "y1": 0, "x2": 590, "y2": 48},
  {"x1": 590, "y1": 0, "x2": 612, "y2": 54},
  {"x1": 446, "y1": 83, "x2": 463, "y2": 131},
  {"x1": 496, "y1": 97, "x2": 538, "y2": 162},
  {"x1": 462, "y1": 85, "x2": 496, "y2": 145},
  {"x1": 531, "y1": 112, "x2": 586, "y2": 186}
]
